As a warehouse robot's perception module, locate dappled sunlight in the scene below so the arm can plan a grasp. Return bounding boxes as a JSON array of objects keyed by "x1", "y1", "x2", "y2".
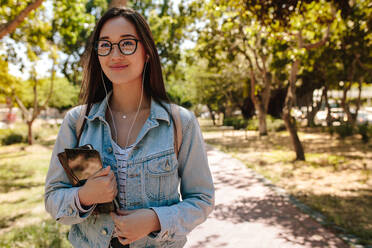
[
  {"x1": 189, "y1": 145, "x2": 350, "y2": 248},
  {"x1": 201, "y1": 124, "x2": 372, "y2": 245}
]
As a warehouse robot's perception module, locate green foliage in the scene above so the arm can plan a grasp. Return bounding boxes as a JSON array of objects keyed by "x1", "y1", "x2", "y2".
[
  {"x1": 0, "y1": 130, "x2": 25, "y2": 145},
  {"x1": 333, "y1": 123, "x2": 354, "y2": 139},
  {"x1": 15, "y1": 77, "x2": 79, "y2": 110},
  {"x1": 268, "y1": 116, "x2": 286, "y2": 132},
  {"x1": 42, "y1": 77, "x2": 80, "y2": 110},
  {"x1": 0, "y1": 56, "x2": 19, "y2": 103},
  {"x1": 223, "y1": 116, "x2": 248, "y2": 130},
  {"x1": 357, "y1": 124, "x2": 372, "y2": 143},
  {"x1": 246, "y1": 115, "x2": 286, "y2": 132}
]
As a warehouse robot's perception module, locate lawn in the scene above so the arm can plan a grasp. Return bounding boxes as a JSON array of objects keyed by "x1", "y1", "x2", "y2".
[
  {"x1": 200, "y1": 118, "x2": 372, "y2": 246},
  {"x1": 1, "y1": 119, "x2": 371, "y2": 247},
  {"x1": 0, "y1": 123, "x2": 72, "y2": 248}
]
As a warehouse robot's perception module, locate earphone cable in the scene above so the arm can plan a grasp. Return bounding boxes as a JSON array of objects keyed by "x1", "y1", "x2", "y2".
[{"x1": 101, "y1": 60, "x2": 147, "y2": 148}]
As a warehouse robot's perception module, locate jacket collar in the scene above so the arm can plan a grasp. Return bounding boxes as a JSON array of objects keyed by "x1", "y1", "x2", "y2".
[{"x1": 86, "y1": 91, "x2": 170, "y2": 125}]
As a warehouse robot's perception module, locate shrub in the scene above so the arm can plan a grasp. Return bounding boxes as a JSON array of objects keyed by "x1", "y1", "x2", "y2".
[
  {"x1": 246, "y1": 117, "x2": 259, "y2": 131},
  {"x1": 333, "y1": 123, "x2": 354, "y2": 139},
  {"x1": 223, "y1": 116, "x2": 249, "y2": 130},
  {"x1": 1, "y1": 132, "x2": 24, "y2": 145},
  {"x1": 0, "y1": 129, "x2": 25, "y2": 145},
  {"x1": 223, "y1": 117, "x2": 234, "y2": 127},
  {"x1": 268, "y1": 117, "x2": 286, "y2": 132},
  {"x1": 357, "y1": 124, "x2": 369, "y2": 143},
  {"x1": 246, "y1": 115, "x2": 286, "y2": 132}
]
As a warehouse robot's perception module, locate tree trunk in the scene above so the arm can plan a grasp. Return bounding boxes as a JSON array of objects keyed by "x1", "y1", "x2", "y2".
[
  {"x1": 207, "y1": 104, "x2": 216, "y2": 126},
  {"x1": 283, "y1": 113, "x2": 305, "y2": 160},
  {"x1": 282, "y1": 60, "x2": 305, "y2": 161},
  {"x1": 27, "y1": 120, "x2": 34, "y2": 145},
  {"x1": 354, "y1": 78, "x2": 363, "y2": 125},
  {"x1": 257, "y1": 102, "x2": 268, "y2": 136},
  {"x1": 249, "y1": 70, "x2": 271, "y2": 136},
  {"x1": 324, "y1": 86, "x2": 332, "y2": 127},
  {"x1": 0, "y1": 0, "x2": 44, "y2": 39},
  {"x1": 342, "y1": 57, "x2": 357, "y2": 125}
]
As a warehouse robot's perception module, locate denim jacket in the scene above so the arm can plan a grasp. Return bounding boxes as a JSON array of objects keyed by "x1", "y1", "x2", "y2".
[{"x1": 44, "y1": 93, "x2": 215, "y2": 248}]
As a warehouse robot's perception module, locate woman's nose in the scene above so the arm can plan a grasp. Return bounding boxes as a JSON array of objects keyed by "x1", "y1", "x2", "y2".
[{"x1": 111, "y1": 44, "x2": 122, "y2": 57}]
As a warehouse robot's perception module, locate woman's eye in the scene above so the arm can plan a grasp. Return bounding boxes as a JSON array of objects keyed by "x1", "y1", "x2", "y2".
[
  {"x1": 121, "y1": 40, "x2": 135, "y2": 46},
  {"x1": 100, "y1": 43, "x2": 110, "y2": 48}
]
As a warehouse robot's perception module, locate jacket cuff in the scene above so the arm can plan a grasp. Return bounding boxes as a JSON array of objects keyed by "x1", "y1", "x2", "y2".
[
  {"x1": 148, "y1": 207, "x2": 173, "y2": 241},
  {"x1": 55, "y1": 187, "x2": 94, "y2": 221},
  {"x1": 74, "y1": 188, "x2": 96, "y2": 217}
]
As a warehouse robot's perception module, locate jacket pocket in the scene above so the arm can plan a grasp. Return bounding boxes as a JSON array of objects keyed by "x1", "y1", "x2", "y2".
[{"x1": 144, "y1": 154, "x2": 178, "y2": 201}]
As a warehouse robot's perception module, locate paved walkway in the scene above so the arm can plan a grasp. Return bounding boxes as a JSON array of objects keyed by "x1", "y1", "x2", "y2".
[{"x1": 185, "y1": 145, "x2": 349, "y2": 248}]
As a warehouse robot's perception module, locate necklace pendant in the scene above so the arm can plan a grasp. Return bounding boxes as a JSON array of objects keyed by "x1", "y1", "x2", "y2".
[{"x1": 122, "y1": 115, "x2": 127, "y2": 119}]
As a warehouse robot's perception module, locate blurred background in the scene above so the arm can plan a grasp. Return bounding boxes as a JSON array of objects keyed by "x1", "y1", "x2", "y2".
[{"x1": 0, "y1": 0, "x2": 371, "y2": 247}]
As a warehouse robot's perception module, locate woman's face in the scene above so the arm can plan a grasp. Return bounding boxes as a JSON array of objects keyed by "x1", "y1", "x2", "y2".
[{"x1": 98, "y1": 17, "x2": 146, "y2": 85}]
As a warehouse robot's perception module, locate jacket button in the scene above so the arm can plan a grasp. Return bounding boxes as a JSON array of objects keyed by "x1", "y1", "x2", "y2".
[
  {"x1": 101, "y1": 228, "x2": 107, "y2": 235},
  {"x1": 107, "y1": 147, "x2": 113, "y2": 153}
]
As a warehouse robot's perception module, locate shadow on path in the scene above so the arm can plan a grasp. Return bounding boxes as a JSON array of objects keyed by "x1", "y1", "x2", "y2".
[{"x1": 185, "y1": 145, "x2": 349, "y2": 248}]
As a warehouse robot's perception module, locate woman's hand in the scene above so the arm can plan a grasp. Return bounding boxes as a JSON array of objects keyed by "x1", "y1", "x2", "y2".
[
  {"x1": 110, "y1": 209, "x2": 161, "y2": 245},
  {"x1": 78, "y1": 166, "x2": 117, "y2": 207}
]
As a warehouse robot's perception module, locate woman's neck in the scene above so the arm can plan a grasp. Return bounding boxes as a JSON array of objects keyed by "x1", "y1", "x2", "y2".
[{"x1": 109, "y1": 81, "x2": 150, "y2": 115}]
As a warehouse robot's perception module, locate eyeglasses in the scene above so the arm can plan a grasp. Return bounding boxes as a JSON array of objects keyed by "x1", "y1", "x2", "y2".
[{"x1": 94, "y1": 38, "x2": 139, "y2": 56}]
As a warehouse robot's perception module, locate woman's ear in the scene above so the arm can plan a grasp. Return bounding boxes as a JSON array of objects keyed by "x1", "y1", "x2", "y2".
[{"x1": 146, "y1": 54, "x2": 150, "y2": 62}]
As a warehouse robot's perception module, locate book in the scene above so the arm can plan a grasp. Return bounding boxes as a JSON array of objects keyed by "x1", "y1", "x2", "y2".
[{"x1": 57, "y1": 144, "x2": 118, "y2": 213}]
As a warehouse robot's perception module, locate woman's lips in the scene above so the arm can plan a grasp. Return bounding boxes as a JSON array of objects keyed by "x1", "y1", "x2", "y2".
[{"x1": 109, "y1": 65, "x2": 128, "y2": 71}]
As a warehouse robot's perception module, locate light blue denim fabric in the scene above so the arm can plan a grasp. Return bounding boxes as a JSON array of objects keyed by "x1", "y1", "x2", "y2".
[{"x1": 44, "y1": 92, "x2": 215, "y2": 248}]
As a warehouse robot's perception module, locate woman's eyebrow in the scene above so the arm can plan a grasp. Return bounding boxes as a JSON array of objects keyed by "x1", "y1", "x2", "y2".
[{"x1": 99, "y1": 34, "x2": 137, "y2": 40}]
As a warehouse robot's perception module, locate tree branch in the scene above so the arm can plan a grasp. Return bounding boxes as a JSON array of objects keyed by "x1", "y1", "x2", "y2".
[
  {"x1": 302, "y1": 24, "x2": 330, "y2": 50},
  {"x1": 0, "y1": 0, "x2": 44, "y2": 40},
  {"x1": 14, "y1": 94, "x2": 29, "y2": 120}
]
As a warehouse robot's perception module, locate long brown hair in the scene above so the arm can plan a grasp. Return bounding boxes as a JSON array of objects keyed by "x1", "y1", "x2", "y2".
[{"x1": 80, "y1": 7, "x2": 170, "y2": 114}]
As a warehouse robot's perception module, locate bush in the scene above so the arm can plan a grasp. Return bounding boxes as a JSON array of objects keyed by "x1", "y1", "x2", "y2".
[
  {"x1": 333, "y1": 123, "x2": 354, "y2": 139},
  {"x1": 246, "y1": 115, "x2": 286, "y2": 132},
  {"x1": 0, "y1": 130, "x2": 25, "y2": 145},
  {"x1": 268, "y1": 116, "x2": 286, "y2": 132},
  {"x1": 246, "y1": 117, "x2": 259, "y2": 131},
  {"x1": 357, "y1": 124, "x2": 369, "y2": 143},
  {"x1": 223, "y1": 116, "x2": 249, "y2": 130}
]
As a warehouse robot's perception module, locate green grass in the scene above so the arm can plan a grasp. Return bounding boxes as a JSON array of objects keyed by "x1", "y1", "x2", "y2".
[
  {"x1": 0, "y1": 122, "x2": 71, "y2": 247},
  {"x1": 0, "y1": 219, "x2": 71, "y2": 248}
]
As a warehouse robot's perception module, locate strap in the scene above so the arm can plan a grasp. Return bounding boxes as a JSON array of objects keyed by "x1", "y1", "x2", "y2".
[
  {"x1": 171, "y1": 104, "x2": 182, "y2": 158},
  {"x1": 75, "y1": 105, "x2": 87, "y2": 146}
]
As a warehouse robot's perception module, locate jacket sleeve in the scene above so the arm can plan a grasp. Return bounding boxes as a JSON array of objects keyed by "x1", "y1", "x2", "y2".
[
  {"x1": 150, "y1": 109, "x2": 215, "y2": 241},
  {"x1": 44, "y1": 106, "x2": 95, "y2": 225}
]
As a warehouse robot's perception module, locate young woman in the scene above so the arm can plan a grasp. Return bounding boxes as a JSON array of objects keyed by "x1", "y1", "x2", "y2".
[{"x1": 44, "y1": 7, "x2": 214, "y2": 248}]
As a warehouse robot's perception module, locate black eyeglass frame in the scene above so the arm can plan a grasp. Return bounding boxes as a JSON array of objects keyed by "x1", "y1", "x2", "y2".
[{"x1": 94, "y1": 38, "x2": 140, "y2": 56}]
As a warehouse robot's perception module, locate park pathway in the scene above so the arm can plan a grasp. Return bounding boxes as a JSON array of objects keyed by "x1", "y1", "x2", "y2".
[{"x1": 185, "y1": 145, "x2": 349, "y2": 248}]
